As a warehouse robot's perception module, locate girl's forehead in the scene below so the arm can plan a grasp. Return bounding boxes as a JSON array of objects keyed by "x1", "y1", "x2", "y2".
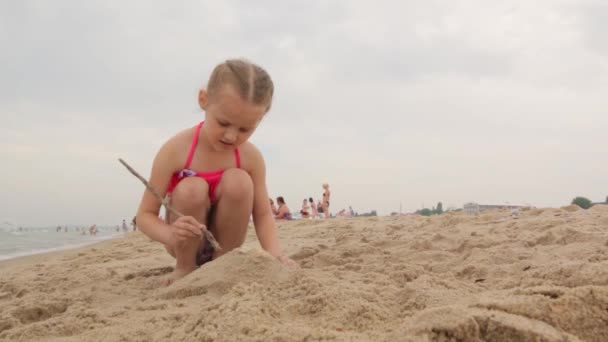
[{"x1": 212, "y1": 87, "x2": 265, "y2": 124}]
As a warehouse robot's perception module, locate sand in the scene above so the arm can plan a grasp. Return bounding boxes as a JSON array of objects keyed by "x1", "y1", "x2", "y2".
[{"x1": 1, "y1": 205, "x2": 608, "y2": 341}]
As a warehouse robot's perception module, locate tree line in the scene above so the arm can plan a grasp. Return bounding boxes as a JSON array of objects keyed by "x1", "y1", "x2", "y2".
[
  {"x1": 390, "y1": 202, "x2": 446, "y2": 217},
  {"x1": 571, "y1": 196, "x2": 608, "y2": 209}
]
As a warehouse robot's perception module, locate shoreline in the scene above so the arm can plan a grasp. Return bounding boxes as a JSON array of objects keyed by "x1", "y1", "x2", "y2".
[{"x1": 0, "y1": 233, "x2": 130, "y2": 269}]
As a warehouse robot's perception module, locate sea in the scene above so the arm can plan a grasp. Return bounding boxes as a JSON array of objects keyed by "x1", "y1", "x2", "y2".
[{"x1": 0, "y1": 226, "x2": 127, "y2": 262}]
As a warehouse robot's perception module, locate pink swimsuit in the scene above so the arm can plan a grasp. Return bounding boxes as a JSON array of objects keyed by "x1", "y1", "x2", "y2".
[{"x1": 166, "y1": 121, "x2": 241, "y2": 203}]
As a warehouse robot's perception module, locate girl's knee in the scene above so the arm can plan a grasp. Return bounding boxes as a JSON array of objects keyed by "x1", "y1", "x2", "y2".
[
  {"x1": 220, "y1": 169, "x2": 253, "y2": 200},
  {"x1": 172, "y1": 177, "x2": 211, "y2": 208}
]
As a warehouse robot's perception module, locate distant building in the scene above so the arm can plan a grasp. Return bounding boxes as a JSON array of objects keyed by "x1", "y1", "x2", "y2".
[{"x1": 463, "y1": 202, "x2": 530, "y2": 215}]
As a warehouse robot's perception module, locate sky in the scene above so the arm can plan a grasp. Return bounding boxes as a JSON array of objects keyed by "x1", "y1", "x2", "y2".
[{"x1": 1, "y1": 0, "x2": 607, "y2": 226}]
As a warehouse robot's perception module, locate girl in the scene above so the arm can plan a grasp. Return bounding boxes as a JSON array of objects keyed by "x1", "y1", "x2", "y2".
[{"x1": 136, "y1": 59, "x2": 296, "y2": 285}]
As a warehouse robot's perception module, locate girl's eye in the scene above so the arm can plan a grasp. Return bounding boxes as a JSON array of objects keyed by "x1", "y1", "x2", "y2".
[
  {"x1": 218, "y1": 121, "x2": 229, "y2": 127},
  {"x1": 239, "y1": 128, "x2": 250, "y2": 133}
]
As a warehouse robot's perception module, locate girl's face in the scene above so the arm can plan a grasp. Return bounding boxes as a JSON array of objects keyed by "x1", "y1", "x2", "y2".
[{"x1": 199, "y1": 85, "x2": 266, "y2": 152}]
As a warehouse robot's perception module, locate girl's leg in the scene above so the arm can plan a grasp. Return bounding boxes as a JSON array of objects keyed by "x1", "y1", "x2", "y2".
[
  {"x1": 164, "y1": 177, "x2": 211, "y2": 284},
  {"x1": 323, "y1": 203, "x2": 329, "y2": 218},
  {"x1": 210, "y1": 168, "x2": 254, "y2": 257}
]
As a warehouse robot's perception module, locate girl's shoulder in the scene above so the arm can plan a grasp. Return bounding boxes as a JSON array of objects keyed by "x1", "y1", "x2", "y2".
[
  {"x1": 237, "y1": 141, "x2": 259, "y2": 156},
  {"x1": 156, "y1": 125, "x2": 199, "y2": 171},
  {"x1": 237, "y1": 141, "x2": 265, "y2": 170},
  {"x1": 162, "y1": 125, "x2": 198, "y2": 151}
]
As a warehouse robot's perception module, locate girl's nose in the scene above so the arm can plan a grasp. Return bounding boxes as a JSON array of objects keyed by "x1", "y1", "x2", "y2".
[{"x1": 223, "y1": 128, "x2": 237, "y2": 143}]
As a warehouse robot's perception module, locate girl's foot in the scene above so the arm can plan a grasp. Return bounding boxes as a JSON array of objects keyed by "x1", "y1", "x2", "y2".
[{"x1": 160, "y1": 265, "x2": 197, "y2": 286}]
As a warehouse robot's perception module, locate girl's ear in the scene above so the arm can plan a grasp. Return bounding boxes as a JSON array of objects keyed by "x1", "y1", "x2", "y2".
[{"x1": 198, "y1": 89, "x2": 209, "y2": 110}]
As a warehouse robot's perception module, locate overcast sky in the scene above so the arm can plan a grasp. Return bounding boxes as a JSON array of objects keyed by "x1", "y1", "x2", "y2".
[{"x1": 1, "y1": 0, "x2": 607, "y2": 226}]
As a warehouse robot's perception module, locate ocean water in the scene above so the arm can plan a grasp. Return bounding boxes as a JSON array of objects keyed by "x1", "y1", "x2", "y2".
[{"x1": 0, "y1": 226, "x2": 127, "y2": 261}]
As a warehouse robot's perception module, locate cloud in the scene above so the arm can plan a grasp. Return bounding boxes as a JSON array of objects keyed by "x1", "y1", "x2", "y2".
[{"x1": 1, "y1": 0, "x2": 607, "y2": 225}]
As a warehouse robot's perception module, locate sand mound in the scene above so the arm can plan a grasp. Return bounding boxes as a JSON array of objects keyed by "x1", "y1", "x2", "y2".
[
  {"x1": 158, "y1": 248, "x2": 290, "y2": 300},
  {"x1": 561, "y1": 204, "x2": 581, "y2": 212},
  {"x1": 1, "y1": 207, "x2": 607, "y2": 341}
]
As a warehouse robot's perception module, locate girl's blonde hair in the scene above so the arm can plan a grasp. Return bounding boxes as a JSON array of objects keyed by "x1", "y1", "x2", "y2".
[{"x1": 207, "y1": 58, "x2": 274, "y2": 112}]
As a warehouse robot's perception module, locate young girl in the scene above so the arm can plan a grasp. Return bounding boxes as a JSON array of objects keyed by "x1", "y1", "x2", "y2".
[
  {"x1": 136, "y1": 59, "x2": 296, "y2": 285},
  {"x1": 300, "y1": 199, "x2": 310, "y2": 219}
]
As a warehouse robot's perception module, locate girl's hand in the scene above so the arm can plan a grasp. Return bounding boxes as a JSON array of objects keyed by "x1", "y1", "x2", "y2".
[
  {"x1": 277, "y1": 255, "x2": 298, "y2": 269},
  {"x1": 170, "y1": 216, "x2": 204, "y2": 245}
]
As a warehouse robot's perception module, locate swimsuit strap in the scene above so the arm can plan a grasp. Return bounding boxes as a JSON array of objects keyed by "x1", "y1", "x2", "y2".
[
  {"x1": 184, "y1": 121, "x2": 204, "y2": 169},
  {"x1": 234, "y1": 148, "x2": 241, "y2": 168}
]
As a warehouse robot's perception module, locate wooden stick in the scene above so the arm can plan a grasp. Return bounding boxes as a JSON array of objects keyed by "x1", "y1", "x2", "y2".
[{"x1": 118, "y1": 158, "x2": 221, "y2": 251}]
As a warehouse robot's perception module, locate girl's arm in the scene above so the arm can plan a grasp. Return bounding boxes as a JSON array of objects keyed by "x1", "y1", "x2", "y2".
[
  {"x1": 136, "y1": 140, "x2": 179, "y2": 245},
  {"x1": 247, "y1": 146, "x2": 283, "y2": 257}
]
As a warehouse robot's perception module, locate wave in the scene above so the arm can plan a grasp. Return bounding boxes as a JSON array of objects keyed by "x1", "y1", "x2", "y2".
[{"x1": 0, "y1": 234, "x2": 124, "y2": 262}]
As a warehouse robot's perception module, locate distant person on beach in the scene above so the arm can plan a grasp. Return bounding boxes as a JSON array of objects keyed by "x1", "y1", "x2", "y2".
[
  {"x1": 122, "y1": 219, "x2": 128, "y2": 232},
  {"x1": 300, "y1": 199, "x2": 310, "y2": 219},
  {"x1": 309, "y1": 198, "x2": 318, "y2": 218},
  {"x1": 132, "y1": 216, "x2": 137, "y2": 231},
  {"x1": 275, "y1": 196, "x2": 292, "y2": 220},
  {"x1": 269, "y1": 198, "x2": 278, "y2": 215},
  {"x1": 322, "y1": 183, "x2": 331, "y2": 218},
  {"x1": 317, "y1": 200, "x2": 324, "y2": 214},
  {"x1": 89, "y1": 224, "x2": 97, "y2": 235},
  {"x1": 136, "y1": 59, "x2": 296, "y2": 285}
]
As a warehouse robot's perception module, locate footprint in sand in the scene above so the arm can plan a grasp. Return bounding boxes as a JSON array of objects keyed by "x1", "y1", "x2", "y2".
[
  {"x1": 159, "y1": 267, "x2": 198, "y2": 287},
  {"x1": 11, "y1": 300, "x2": 69, "y2": 324},
  {"x1": 123, "y1": 266, "x2": 174, "y2": 280}
]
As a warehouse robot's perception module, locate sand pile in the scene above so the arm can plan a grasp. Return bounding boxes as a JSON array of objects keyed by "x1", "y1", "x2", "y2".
[{"x1": 1, "y1": 205, "x2": 608, "y2": 341}]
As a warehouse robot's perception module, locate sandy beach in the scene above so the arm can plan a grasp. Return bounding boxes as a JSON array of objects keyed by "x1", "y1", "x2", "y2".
[{"x1": 1, "y1": 205, "x2": 607, "y2": 341}]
